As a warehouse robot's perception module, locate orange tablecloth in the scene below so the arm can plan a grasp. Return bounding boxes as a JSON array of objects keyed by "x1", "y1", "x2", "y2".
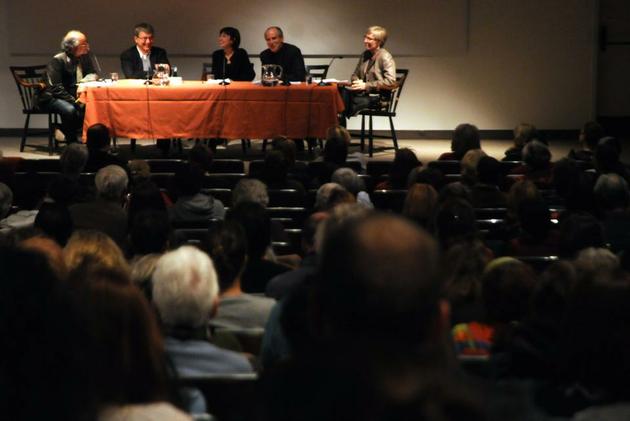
[{"x1": 80, "y1": 80, "x2": 344, "y2": 140}]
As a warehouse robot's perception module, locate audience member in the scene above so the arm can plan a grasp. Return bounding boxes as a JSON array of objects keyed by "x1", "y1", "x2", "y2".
[
  {"x1": 169, "y1": 164, "x2": 225, "y2": 225},
  {"x1": 503, "y1": 123, "x2": 537, "y2": 161},
  {"x1": 452, "y1": 257, "x2": 536, "y2": 357},
  {"x1": 569, "y1": 121, "x2": 603, "y2": 163},
  {"x1": 232, "y1": 178, "x2": 269, "y2": 208},
  {"x1": 207, "y1": 221, "x2": 275, "y2": 330},
  {"x1": 84, "y1": 124, "x2": 128, "y2": 173},
  {"x1": 471, "y1": 156, "x2": 507, "y2": 208},
  {"x1": 130, "y1": 210, "x2": 171, "y2": 256},
  {"x1": 63, "y1": 229, "x2": 130, "y2": 276},
  {"x1": 460, "y1": 148, "x2": 487, "y2": 186},
  {"x1": 34, "y1": 202, "x2": 73, "y2": 246},
  {"x1": 69, "y1": 164, "x2": 129, "y2": 249},
  {"x1": 375, "y1": 148, "x2": 420, "y2": 189},
  {"x1": 74, "y1": 267, "x2": 189, "y2": 420},
  {"x1": 0, "y1": 182, "x2": 38, "y2": 233},
  {"x1": 595, "y1": 136, "x2": 630, "y2": 183},
  {"x1": 594, "y1": 173, "x2": 630, "y2": 252},
  {"x1": 331, "y1": 167, "x2": 373, "y2": 208},
  {"x1": 226, "y1": 202, "x2": 289, "y2": 293},
  {"x1": 152, "y1": 245, "x2": 253, "y2": 373},
  {"x1": 439, "y1": 123, "x2": 481, "y2": 161},
  {"x1": 402, "y1": 183, "x2": 438, "y2": 229}
]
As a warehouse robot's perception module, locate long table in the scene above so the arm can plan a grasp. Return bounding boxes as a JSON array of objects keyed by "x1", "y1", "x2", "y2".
[{"x1": 79, "y1": 80, "x2": 344, "y2": 140}]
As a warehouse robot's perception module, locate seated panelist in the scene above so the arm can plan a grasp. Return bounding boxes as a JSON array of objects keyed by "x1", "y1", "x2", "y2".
[
  {"x1": 120, "y1": 22, "x2": 170, "y2": 79},
  {"x1": 343, "y1": 26, "x2": 397, "y2": 118},
  {"x1": 38, "y1": 30, "x2": 99, "y2": 143},
  {"x1": 211, "y1": 27, "x2": 255, "y2": 81},
  {"x1": 260, "y1": 26, "x2": 306, "y2": 82}
]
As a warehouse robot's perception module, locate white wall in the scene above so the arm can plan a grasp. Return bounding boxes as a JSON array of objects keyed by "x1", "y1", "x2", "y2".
[{"x1": 0, "y1": 0, "x2": 597, "y2": 132}]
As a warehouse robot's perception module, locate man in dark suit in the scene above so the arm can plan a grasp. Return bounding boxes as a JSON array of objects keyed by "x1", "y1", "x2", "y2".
[
  {"x1": 120, "y1": 23, "x2": 172, "y2": 154},
  {"x1": 120, "y1": 22, "x2": 170, "y2": 79}
]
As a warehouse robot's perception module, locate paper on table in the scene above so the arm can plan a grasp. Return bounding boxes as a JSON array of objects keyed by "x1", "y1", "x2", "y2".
[{"x1": 323, "y1": 79, "x2": 349, "y2": 84}]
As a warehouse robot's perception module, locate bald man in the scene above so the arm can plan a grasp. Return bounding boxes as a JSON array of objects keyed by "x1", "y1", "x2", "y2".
[{"x1": 260, "y1": 26, "x2": 306, "y2": 82}]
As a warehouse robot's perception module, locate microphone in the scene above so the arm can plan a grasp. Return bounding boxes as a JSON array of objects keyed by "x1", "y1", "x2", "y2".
[{"x1": 318, "y1": 55, "x2": 343, "y2": 86}]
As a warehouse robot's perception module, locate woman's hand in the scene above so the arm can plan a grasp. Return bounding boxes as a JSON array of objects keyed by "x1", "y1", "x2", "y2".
[{"x1": 350, "y1": 79, "x2": 366, "y2": 91}]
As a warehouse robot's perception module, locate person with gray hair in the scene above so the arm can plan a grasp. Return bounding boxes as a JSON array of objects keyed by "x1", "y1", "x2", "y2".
[
  {"x1": 0, "y1": 183, "x2": 13, "y2": 220},
  {"x1": 152, "y1": 246, "x2": 252, "y2": 381},
  {"x1": 69, "y1": 165, "x2": 128, "y2": 249},
  {"x1": 37, "y1": 30, "x2": 99, "y2": 143},
  {"x1": 331, "y1": 167, "x2": 373, "y2": 208},
  {"x1": 594, "y1": 173, "x2": 630, "y2": 253},
  {"x1": 232, "y1": 178, "x2": 269, "y2": 208},
  {"x1": 314, "y1": 182, "x2": 347, "y2": 211},
  {"x1": 0, "y1": 182, "x2": 39, "y2": 234}
]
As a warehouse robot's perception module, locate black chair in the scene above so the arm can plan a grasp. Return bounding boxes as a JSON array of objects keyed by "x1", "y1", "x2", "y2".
[
  {"x1": 371, "y1": 189, "x2": 407, "y2": 213},
  {"x1": 516, "y1": 256, "x2": 559, "y2": 273},
  {"x1": 305, "y1": 64, "x2": 330, "y2": 80},
  {"x1": 267, "y1": 207, "x2": 308, "y2": 228},
  {"x1": 204, "y1": 188, "x2": 232, "y2": 208},
  {"x1": 267, "y1": 189, "x2": 305, "y2": 207},
  {"x1": 146, "y1": 159, "x2": 186, "y2": 173},
  {"x1": 10, "y1": 65, "x2": 60, "y2": 155},
  {"x1": 359, "y1": 68, "x2": 409, "y2": 157},
  {"x1": 209, "y1": 159, "x2": 245, "y2": 174},
  {"x1": 202, "y1": 173, "x2": 245, "y2": 189},
  {"x1": 179, "y1": 374, "x2": 259, "y2": 421},
  {"x1": 428, "y1": 160, "x2": 461, "y2": 175},
  {"x1": 366, "y1": 160, "x2": 393, "y2": 178}
]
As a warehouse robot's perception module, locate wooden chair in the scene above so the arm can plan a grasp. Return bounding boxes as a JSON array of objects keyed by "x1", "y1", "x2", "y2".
[
  {"x1": 201, "y1": 62, "x2": 213, "y2": 81},
  {"x1": 10, "y1": 65, "x2": 60, "y2": 155},
  {"x1": 305, "y1": 64, "x2": 330, "y2": 81},
  {"x1": 359, "y1": 68, "x2": 409, "y2": 157}
]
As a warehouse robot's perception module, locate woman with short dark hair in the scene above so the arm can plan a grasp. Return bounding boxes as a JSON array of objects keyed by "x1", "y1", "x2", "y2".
[{"x1": 211, "y1": 27, "x2": 255, "y2": 81}]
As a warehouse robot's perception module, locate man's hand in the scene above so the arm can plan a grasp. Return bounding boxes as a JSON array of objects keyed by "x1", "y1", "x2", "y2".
[{"x1": 349, "y1": 79, "x2": 366, "y2": 91}]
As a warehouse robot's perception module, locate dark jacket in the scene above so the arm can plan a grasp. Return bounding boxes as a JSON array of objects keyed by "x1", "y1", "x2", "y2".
[
  {"x1": 211, "y1": 48, "x2": 255, "y2": 81},
  {"x1": 39, "y1": 52, "x2": 98, "y2": 105},
  {"x1": 260, "y1": 43, "x2": 306, "y2": 82},
  {"x1": 120, "y1": 46, "x2": 170, "y2": 79}
]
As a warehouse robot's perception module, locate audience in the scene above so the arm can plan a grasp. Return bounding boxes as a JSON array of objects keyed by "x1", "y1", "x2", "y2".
[
  {"x1": 84, "y1": 123, "x2": 128, "y2": 173},
  {"x1": 5, "y1": 118, "x2": 630, "y2": 420}
]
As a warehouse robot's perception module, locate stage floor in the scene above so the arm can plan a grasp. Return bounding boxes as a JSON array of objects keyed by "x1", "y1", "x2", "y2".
[{"x1": 0, "y1": 135, "x2": 583, "y2": 165}]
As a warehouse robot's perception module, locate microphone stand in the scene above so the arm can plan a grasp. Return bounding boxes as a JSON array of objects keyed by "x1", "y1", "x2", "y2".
[{"x1": 318, "y1": 55, "x2": 343, "y2": 86}]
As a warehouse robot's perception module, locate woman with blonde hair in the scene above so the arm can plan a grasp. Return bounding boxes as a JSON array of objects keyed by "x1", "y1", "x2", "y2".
[
  {"x1": 63, "y1": 229, "x2": 130, "y2": 275},
  {"x1": 342, "y1": 26, "x2": 397, "y2": 119}
]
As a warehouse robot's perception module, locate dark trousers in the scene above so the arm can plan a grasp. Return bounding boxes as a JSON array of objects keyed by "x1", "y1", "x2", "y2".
[{"x1": 45, "y1": 98, "x2": 83, "y2": 142}]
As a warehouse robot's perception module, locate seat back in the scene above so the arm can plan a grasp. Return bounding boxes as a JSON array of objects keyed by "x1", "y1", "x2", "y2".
[
  {"x1": 387, "y1": 68, "x2": 409, "y2": 114},
  {"x1": 305, "y1": 64, "x2": 330, "y2": 80},
  {"x1": 10, "y1": 65, "x2": 47, "y2": 113},
  {"x1": 201, "y1": 61, "x2": 213, "y2": 81}
]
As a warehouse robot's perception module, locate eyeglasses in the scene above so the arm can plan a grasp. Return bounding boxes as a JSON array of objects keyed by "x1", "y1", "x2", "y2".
[{"x1": 136, "y1": 36, "x2": 154, "y2": 41}]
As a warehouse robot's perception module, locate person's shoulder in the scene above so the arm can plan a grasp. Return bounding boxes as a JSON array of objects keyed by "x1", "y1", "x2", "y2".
[
  {"x1": 378, "y1": 48, "x2": 394, "y2": 61},
  {"x1": 260, "y1": 48, "x2": 271, "y2": 56},
  {"x1": 211, "y1": 49, "x2": 223, "y2": 59},
  {"x1": 152, "y1": 46, "x2": 169, "y2": 56},
  {"x1": 49, "y1": 52, "x2": 66, "y2": 66},
  {"x1": 120, "y1": 46, "x2": 136, "y2": 59},
  {"x1": 236, "y1": 48, "x2": 250, "y2": 57},
  {"x1": 284, "y1": 43, "x2": 302, "y2": 53}
]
